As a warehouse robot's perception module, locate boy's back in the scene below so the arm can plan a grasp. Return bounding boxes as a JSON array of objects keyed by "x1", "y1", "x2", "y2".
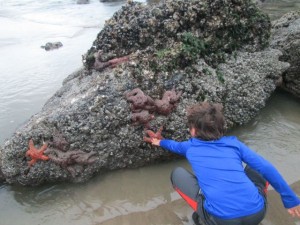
[{"x1": 185, "y1": 136, "x2": 265, "y2": 219}]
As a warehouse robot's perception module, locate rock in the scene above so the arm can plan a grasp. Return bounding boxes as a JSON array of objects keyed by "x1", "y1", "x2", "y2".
[
  {"x1": 0, "y1": 47, "x2": 288, "y2": 186},
  {"x1": 0, "y1": 155, "x2": 5, "y2": 183},
  {"x1": 99, "y1": 0, "x2": 119, "y2": 2},
  {"x1": 0, "y1": 0, "x2": 290, "y2": 186},
  {"x1": 219, "y1": 49, "x2": 289, "y2": 127},
  {"x1": 270, "y1": 11, "x2": 300, "y2": 98},
  {"x1": 41, "y1": 42, "x2": 63, "y2": 51},
  {"x1": 77, "y1": 0, "x2": 90, "y2": 4},
  {"x1": 84, "y1": 0, "x2": 271, "y2": 70}
]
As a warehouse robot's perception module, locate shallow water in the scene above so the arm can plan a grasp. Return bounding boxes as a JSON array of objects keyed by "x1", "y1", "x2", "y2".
[
  {"x1": 0, "y1": 0, "x2": 300, "y2": 225},
  {"x1": 0, "y1": 0, "x2": 128, "y2": 144}
]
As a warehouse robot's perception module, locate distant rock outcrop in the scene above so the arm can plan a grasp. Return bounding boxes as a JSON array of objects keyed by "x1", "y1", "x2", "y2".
[{"x1": 270, "y1": 11, "x2": 300, "y2": 98}]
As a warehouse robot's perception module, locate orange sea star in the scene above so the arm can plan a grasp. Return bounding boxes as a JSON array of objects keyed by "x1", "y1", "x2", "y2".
[
  {"x1": 143, "y1": 126, "x2": 164, "y2": 143},
  {"x1": 26, "y1": 139, "x2": 49, "y2": 167}
]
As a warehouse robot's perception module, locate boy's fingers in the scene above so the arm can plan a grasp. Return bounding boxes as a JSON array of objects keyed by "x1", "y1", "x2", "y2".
[
  {"x1": 288, "y1": 209, "x2": 295, "y2": 217},
  {"x1": 288, "y1": 207, "x2": 300, "y2": 218},
  {"x1": 152, "y1": 139, "x2": 157, "y2": 145},
  {"x1": 296, "y1": 208, "x2": 300, "y2": 217},
  {"x1": 143, "y1": 136, "x2": 152, "y2": 143}
]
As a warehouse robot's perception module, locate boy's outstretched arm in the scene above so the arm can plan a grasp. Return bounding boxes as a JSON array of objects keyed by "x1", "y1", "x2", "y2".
[
  {"x1": 144, "y1": 128, "x2": 188, "y2": 156},
  {"x1": 238, "y1": 141, "x2": 300, "y2": 218}
]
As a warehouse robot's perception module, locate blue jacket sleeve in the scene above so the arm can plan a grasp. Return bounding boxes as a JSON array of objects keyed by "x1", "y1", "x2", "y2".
[
  {"x1": 238, "y1": 141, "x2": 300, "y2": 209},
  {"x1": 160, "y1": 139, "x2": 189, "y2": 156}
]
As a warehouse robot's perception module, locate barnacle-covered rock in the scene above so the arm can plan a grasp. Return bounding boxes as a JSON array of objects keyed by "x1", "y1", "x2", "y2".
[
  {"x1": 83, "y1": 0, "x2": 271, "y2": 70},
  {"x1": 0, "y1": 47, "x2": 288, "y2": 185}
]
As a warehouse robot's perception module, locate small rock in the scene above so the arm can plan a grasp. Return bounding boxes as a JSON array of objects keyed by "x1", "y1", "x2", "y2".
[
  {"x1": 77, "y1": 0, "x2": 90, "y2": 4},
  {"x1": 41, "y1": 42, "x2": 63, "y2": 51}
]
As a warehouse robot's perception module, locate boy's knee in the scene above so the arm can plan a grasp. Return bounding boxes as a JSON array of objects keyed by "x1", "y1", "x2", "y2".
[{"x1": 170, "y1": 167, "x2": 188, "y2": 186}]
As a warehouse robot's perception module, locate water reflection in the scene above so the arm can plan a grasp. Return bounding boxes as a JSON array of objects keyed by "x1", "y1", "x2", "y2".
[{"x1": 2, "y1": 162, "x2": 188, "y2": 225}]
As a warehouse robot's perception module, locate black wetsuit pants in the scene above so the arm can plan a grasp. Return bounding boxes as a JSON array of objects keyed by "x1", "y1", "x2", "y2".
[{"x1": 170, "y1": 166, "x2": 268, "y2": 225}]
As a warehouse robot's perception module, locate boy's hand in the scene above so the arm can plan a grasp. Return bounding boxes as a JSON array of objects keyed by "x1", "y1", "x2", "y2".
[
  {"x1": 151, "y1": 138, "x2": 161, "y2": 146},
  {"x1": 143, "y1": 127, "x2": 164, "y2": 144},
  {"x1": 287, "y1": 204, "x2": 300, "y2": 218}
]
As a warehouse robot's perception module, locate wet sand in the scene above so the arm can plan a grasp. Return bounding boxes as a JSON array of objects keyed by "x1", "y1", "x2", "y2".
[
  {"x1": 96, "y1": 181, "x2": 300, "y2": 225},
  {"x1": 263, "y1": 181, "x2": 300, "y2": 225}
]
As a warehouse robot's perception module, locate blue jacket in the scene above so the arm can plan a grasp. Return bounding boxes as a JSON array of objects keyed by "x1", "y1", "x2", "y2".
[{"x1": 160, "y1": 136, "x2": 300, "y2": 219}]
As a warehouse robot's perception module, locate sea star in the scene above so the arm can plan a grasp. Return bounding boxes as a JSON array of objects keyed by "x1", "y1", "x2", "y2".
[
  {"x1": 26, "y1": 139, "x2": 49, "y2": 167},
  {"x1": 125, "y1": 88, "x2": 155, "y2": 112},
  {"x1": 125, "y1": 88, "x2": 182, "y2": 127},
  {"x1": 45, "y1": 148, "x2": 97, "y2": 177},
  {"x1": 131, "y1": 110, "x2": 155, "y2": 128},
  {"x1": 143, "y1": 126, "x2": 164, "y2": 143},
  {"x1": 154, "y1": 88, "x2": 182, "y2": 115},
  {"x1": 94, "y1": 55, "x2": 129, "y2": 71}
]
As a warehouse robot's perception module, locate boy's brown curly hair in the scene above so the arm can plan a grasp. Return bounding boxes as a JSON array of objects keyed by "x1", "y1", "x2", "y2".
[{"x1": 187, "y1": 102, "x2": 225, "y2": 141}]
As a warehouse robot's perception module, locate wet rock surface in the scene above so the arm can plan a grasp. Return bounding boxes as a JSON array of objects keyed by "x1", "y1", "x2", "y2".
[
  {"x1": 0, "y1": 0, "x2": 291, "y2": 186},
  {"x1": 270, "y1": 11, "x2": 300, "y2": 98}
]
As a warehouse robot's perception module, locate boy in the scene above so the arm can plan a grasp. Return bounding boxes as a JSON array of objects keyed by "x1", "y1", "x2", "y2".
[{"x1": 146, "y1": 102, "x2": 300, "y2": 225}]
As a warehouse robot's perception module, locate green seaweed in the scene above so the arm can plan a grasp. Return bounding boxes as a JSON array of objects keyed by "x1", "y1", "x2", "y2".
[
  {"x1": 216, "y1": 70, "x2": 225, "y2": 83},
  {"x1": 202, "y1": 67, "x2": 212, "y2": 75},
  {"x1": 181, "y1": 32, "x2": 207, "y2": 59}
]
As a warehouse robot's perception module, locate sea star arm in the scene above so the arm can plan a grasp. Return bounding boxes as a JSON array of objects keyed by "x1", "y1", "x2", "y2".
[
  {"x1": 28, "y1": 139, "x2": 35, "y2": 152},
  {"x1": 40, "y1": 142, "x2": 48, "y2": 153},
  {"x1": 28, "y1": 159, "x2": 37, "y2": 167}
]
